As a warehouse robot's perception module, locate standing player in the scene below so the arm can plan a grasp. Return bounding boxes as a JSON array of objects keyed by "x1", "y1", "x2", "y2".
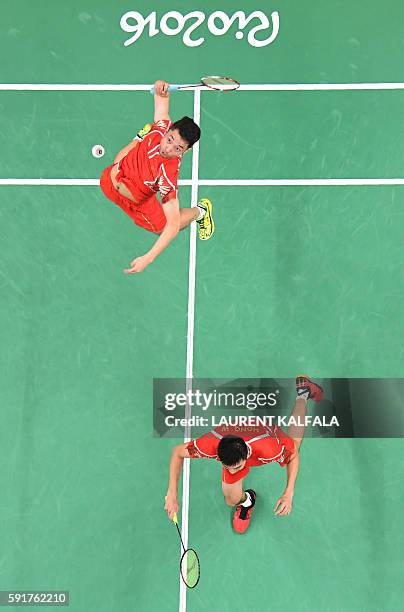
[
  {"x1": 164, "y1": 376, "x2": 324, "y2": 533},
  {"x1": 100, "y1": 80, "x2": 214, "y2": 274}
]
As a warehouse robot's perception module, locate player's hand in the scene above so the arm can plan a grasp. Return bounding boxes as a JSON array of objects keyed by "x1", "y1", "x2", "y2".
[
  {"x1": 274, "y1": 492, "x2": 293, "y2": 516},
  {"x1": 154, "y1": 80, "x2": 170, "y2": 97},
  {"x1": 124, "y1": 254, "x2": 152, "y2": 274},
  {"x1": 165, "y1": 491, "x2": 179, "y2": 520}
]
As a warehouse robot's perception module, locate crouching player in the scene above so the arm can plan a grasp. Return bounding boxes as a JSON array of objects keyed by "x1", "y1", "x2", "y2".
[
  {"x1": 164, "y1": 376, "x2": 323, "y2": 533},
  {"x1": 100, "y1": 79, "x2": 214, "y2": 274}
]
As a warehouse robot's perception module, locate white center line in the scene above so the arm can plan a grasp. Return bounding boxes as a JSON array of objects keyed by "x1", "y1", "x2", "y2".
[{"x1": 180, "y1": 87, "x2": 201, "y2": 612}]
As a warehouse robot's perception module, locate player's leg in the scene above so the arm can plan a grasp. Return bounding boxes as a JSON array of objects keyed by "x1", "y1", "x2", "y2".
[
  {"x1": 222, "y1": 479, "x2": 257, "y2": 534},
  {"x1": 130, "y1": 196, "x2": 207, "y2": 235},
  {"x1": 222, "y1": 479, "x2": 245, "y2": 507},
  {"x1": 179, "y1": 198, "x2": 215, "y2": 239},
  {"x1": 288, "y1": 375, "x2": 324, "y2": 451},
  {"x1": 179, "y1": 207, "x2": 199, "y2": 229}
]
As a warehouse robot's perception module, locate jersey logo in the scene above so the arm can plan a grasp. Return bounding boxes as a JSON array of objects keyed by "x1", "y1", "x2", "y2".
[
  {"x1": 144, "y1": 174, "x2": 171, "y2": 195},
  {"x1": 159, "y1": 184, "x2": 171, "y2": 196},
  {"x1": 144, "y1": 178, "x2": 159, "y2": 191}
]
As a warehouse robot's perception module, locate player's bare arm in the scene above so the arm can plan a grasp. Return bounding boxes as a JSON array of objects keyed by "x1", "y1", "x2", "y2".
[
  {"x1": 164, "y1": 443, "x2": 192, "y2": 520},
  {"x1": 274, "y1": 448, "x2": 300, "y2": 516},
  {"x1": 154, "y1": 79, "x2": 171, "y2": 121},
  {"x1": 112, "y1": 77, "x2": 169, "y2": 172},
  {"x1": 114, "y1": 79, "x2": 170, "y2": 167},
  {"x1": 124, "y1": 198, "x2": 180, "y2": 274},
  {"x1": 113, "y1": 140, "x2": 139, "y2": 165},
  {"x1": 113, "y1": 78, "x2": 169, "y2": 164}
]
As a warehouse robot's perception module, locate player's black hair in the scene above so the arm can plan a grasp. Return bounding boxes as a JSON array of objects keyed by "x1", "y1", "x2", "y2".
[
  {"x1": 171, "y1": 116, "x2": 201, "y2": 148},
  {"x1": 217, "y1": 436, "x2": 248, "y2": 467}
]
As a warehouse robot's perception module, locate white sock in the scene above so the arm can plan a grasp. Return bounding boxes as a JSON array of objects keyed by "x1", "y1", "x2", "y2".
[
  {"x1": 297, "y1": 390, "x2": 309, "y2": 401},
  {"x1": 241, "y1": 491, "x2": 252, "y2": 508},
  {"x1": 196, "y1": 204, "x2": 206, "y2": 221}
]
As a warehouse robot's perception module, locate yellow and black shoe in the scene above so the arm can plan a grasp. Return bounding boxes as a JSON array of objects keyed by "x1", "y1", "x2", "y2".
[
  {"x1": 196, "y1": 198, "x2": 215, "y2": 240},
  {"x1": 134, "y1": 123, "x2": 152, "y2": 142}
]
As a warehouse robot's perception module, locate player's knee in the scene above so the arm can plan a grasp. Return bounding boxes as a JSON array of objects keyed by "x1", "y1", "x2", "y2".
[{"x1": 224, "y1": 494, "x2": 240, "y2": 507}]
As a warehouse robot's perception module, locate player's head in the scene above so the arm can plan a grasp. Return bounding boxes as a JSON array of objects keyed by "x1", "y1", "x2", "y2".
[
  {"x1": 217, "y1": 436, "x2": 248, "y2": 474},
  {"x1": 160, "y1": 116, "x2": 200, "y2": 158}
]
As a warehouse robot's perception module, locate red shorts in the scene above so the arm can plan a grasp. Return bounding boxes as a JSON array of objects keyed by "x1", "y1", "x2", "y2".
[
  {"x1": 100, "y1": 165, "x2": 167, "y2": 233},
  {"x1": 222, "y1": 465, "x2": 251, "y2": 485}
]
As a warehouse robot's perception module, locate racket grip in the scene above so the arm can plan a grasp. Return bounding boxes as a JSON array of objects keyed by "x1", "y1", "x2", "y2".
[
  {"x1": 149, "y1": 85, "x2": 180, "y2": 95},
  {"x1": 172, "y1": 512, "x2": 178, "y2": 524}
]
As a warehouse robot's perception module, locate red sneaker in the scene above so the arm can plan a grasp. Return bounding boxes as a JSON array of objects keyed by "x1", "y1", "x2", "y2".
[
  {"x1": 296, "y1": 375, "x2": 324, "y2": 401},
  {"x1": 233, "y1": 490, "x2": 257, "y2": 534}
]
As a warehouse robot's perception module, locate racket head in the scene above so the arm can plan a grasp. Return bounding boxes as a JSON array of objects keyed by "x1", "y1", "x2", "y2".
[
  {"x1": 180, "y1": 548, "x2": 200, "y2": 589},
  {"x1": 200, "y1": 76, "x2": 240, "y2": 91}
]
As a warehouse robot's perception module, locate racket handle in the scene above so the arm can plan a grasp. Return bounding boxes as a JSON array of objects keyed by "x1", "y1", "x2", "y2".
[
  {"x1": 172, "y1": 512, "x2": 178, "y2": 524},
  {"x1": 149, "y1": 84, "x2": 180, "y2": 95}
]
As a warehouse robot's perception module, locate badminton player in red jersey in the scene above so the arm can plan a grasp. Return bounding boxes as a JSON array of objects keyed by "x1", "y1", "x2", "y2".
[
  {"x1": 164, "y1": 376, "x2": 324, "y2": 534},
  {"x1": 100, "y1": 79, "x2": 214, "y2": 274}
]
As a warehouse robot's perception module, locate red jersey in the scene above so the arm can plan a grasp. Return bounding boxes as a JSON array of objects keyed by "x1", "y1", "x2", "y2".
[
  {"x1": 187, "y1": 424, "x2": 295, "y2": 484},
  {"x1": 116, "y1": 119, "x2": 180, "y2": 205}
]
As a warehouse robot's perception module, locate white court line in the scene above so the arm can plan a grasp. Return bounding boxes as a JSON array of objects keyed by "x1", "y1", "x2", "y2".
[
  {"x1": 180, "y1": 88, "x2": 201, "y2": 612},
  {"x1": 238, "y1": 83, "x2": 404, "y2": 91},
  {"x1": 198, "y1": 179, "x2": 404, "y2": 186},
  {"x1": 1, "y1": 179, "x2": 404, "y2": 186},
  {"x1": 0, "y1": 179, "x2": 193, "y2": 186},
  {"x1": 2, "y1": 82, "x2": 404, "y2": 91},
  {"x1": 0, "y1": 84, "x2": 152, "y2": 91}
]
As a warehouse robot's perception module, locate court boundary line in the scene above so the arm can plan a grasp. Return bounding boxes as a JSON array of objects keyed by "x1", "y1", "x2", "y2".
[
  {"x1": 3, "y1": 82, "x2": 404, "y2": 91},
  {"x1": 180, "y1": 88, "x2": 201, "y2": 612},
  {"x1": 3, "y1": 81, "x2": 403, "y2": 609},
  {"x1": 2, "y1": 179, "x2": 404, "y2": 186},
  {"x1": 3, "y1": 82, "x2": 403, "y2": 610}
]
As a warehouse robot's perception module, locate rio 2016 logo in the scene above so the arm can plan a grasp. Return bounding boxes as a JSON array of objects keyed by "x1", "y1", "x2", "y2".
[{"x1": 120, "y1": 10, "x2": 280, "y2": 48}]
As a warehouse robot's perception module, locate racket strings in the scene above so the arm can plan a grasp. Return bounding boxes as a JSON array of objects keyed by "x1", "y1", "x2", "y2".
[
  {"x1": 202, "y1": 76, "x2": 240, "y2": 91},
  {"x1": 180, "y1": 549, "x2": 200, "y2": 588}
]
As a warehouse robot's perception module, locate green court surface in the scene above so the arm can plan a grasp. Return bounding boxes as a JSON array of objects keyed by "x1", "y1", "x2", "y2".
[{"x1": 1, "y1": 2, "x2": 404, "y2": 611}]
